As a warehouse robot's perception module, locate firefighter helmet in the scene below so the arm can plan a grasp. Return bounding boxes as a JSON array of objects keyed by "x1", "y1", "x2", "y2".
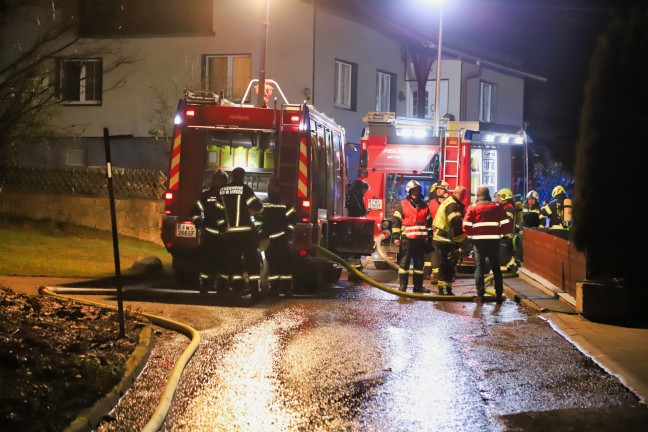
[
  {"x1": 433, "y1": 180, "x2": 450, "y2": 194},
  {"x1": 552, "y1": 185, "x2": 566, "y2": 198},
  {"x1": 526, "y1": 190, "x2": 539, "y2": 201},
  {"x1": 212, "y1": 170, "x2": 229, "y2": 185},
  {"x1": 498, "y1": 188, "x2": 513, "y2": 201},
  {"x1": 406, "y1": 180, "x2": 422, "y2": 194}
]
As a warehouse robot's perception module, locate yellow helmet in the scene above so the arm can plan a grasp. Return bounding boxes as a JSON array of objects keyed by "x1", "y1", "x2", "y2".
[
  {"x1": 552, "y1": 185, "x2": 566, "y2": 198},
  {"x1": 433, "y1": 180, "x2": 450, "y2": 194},
  {"x1": 497, "y1": 188, "x2": 513, "y2": 201}
]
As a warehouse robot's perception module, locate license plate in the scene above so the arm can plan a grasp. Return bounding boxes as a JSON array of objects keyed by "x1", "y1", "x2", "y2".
[
  {"x1": 176, "y1": 223, "x2": 197, "y2": 238},
  {"x1": 367, "y1": 199, "x2": 382, "y2": 210}
]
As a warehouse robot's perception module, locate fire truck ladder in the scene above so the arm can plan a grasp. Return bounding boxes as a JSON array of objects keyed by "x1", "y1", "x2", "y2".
[{"x1": 440, "y1": 130, "x2": 461, "y2": 190}]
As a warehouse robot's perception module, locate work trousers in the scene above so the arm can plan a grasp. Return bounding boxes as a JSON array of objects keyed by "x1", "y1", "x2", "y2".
[
  {"x1": 397, "y1": 237, "x2": 426, "y2": 289},
  {"x1": 226, "y1": 231, "x2": 261, "y2": 290},
  {"x1": 472, "y1": 239, "x2": 503, "y2": 297},
  {"x1": 266, "y1": 237, "x2": 293, "y2": 292},
  {"x1": 199, "y1": 230, "x2": 229, "y2": 291},
  {"x1": 433, "y1": 240, "x2": 460, "y2": 287}
]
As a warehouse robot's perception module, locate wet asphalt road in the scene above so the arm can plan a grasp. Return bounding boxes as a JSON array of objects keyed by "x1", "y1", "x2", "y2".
[{"x1": 90, "y1": 270, "x2": 648, "y2": 432}]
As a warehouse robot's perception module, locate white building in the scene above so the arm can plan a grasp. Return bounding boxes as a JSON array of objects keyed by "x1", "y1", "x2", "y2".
[{"x1": 1, "y1": 0, "x2": 545, "y2": 194}]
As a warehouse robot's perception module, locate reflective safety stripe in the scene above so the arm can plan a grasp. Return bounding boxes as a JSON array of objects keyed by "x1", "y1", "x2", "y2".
[
  {"x1": 398, "y1": 268, "x2": 408, "y2": 274},
  {"x1": 226, "y1": 226, "x2": 252, "y2": 232},
  {"x1": 279, "y1": 275, "x2": 293, "y2": 280},
  {"x1": 248, "y1": 274, "x2": 261, "y2": 281},
  {"x1": 168, "y1": 129, "x2": 182, "y2": 190},
  {"x1": 298, "y1": 137, "x2": 308, "y2": 198},
  {"x1": 205, "y1": 227, "x2": 220, "y2": 235},
  {"x1": 269, "y1": 231, "x2": 286, "y2": 239},
  {"x1": 405, "y1": 225, "x2": 428, "y2": 239},
  {"x1": 268, "y1": 275, "x2": 280, "y2": 281}
]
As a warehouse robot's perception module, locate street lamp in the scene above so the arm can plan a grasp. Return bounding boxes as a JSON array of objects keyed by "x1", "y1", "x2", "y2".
[
  {"x1": 522, "y1": 121, "x2": 529, "y2": 196},
  {"x1": 432, "y1": 0, "x2": 445, "y2": 137},
  {"x1": 256, "y1": 0, "x2": 270, "y2": 108}
]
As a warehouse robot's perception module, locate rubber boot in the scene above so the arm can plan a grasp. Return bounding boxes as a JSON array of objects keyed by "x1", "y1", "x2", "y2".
[{"x1": 398, "y1": 272, "x2": 408, "y2": 292}]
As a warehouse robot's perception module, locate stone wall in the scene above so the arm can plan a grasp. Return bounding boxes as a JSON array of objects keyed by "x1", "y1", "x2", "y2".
[{"x1": 0, "y1": 191, "x2": 163, "y2": 245}]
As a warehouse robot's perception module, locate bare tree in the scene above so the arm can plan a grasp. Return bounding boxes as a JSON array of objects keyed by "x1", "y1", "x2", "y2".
[{"x1": 0, "y1": 0, "x2": 140, "y2": 165}]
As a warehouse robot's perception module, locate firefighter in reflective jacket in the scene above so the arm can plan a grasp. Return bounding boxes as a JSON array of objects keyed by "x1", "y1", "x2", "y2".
[
  {"x1": 219, "y1": 167, "x2": 264, "y2": 296},
  {"x1": 392, "y1": 180, "x2": 432, "y2": 293},
  {"x1": 192, "y1": 170, "x2": 229, "y2": 294},
  {"x1": 425, "y1": 180, "x2": 450, "y2": 284},
  {"x1": 463, "y1": 186, "x2": 512, "y2": 303},
  {"x1": 540, "y1": 185, "x2": 572, "y2": 239},
  {"x1": 521, "y1": 190, "x2": 544, "y2": 228},
  {"x1": 432, "y1": 185, "x2": 468, "y2": 296},
  {"x1": 497, "y1": 188, "x2": 519, "y2": 272},
  {"x1": 255, "y1": 177, "x2": 297, "y2": 297}
]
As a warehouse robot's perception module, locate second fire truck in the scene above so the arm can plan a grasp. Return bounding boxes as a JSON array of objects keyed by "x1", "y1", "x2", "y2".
[{"x1": 357, "y1": 112, "x2": 479, "y2": 270}]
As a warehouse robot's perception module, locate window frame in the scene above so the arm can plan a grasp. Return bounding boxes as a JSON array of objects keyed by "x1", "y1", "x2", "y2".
[
  {"x1": 479, "y1": 81, "x2": 494, "y2": 123},
  {"x1": 56, "y1": 58, "x2": 103, "y2": 106},
  {"x1": 376, "y1": 70, "x2": 395, "y2": 112},
  {"x1": 334, "y1": 59, "x2": 357, "y2": 111},
  {"x1": 203, "y1": 54, "x2": 252, "y2": 103}
]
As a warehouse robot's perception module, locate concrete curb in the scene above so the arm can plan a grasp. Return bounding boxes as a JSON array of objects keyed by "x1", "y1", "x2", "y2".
[{"x1": 65, "y1": 323, "x2": 154, "y2": 432}]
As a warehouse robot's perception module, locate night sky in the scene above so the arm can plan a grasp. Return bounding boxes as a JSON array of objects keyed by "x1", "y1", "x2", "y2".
[{"x1": 375, "y1": 0, "x2": 644, "y2": 170}]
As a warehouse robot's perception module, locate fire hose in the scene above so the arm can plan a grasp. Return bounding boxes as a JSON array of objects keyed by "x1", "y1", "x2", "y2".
[
  {"x1": 39, "y1": 286, "x2": 199, "y2": 432},
  {"x1": 315, "y1": 234, "x2": 518, "y2": 302}
]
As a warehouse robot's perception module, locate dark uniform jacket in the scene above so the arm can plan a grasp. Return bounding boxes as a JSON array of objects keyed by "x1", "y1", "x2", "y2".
[{"x1": 219, "y1": 183, "x2": 263, "y2": 232}]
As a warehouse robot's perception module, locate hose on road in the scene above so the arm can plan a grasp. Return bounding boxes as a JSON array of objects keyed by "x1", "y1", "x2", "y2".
[{"x1": 315, "y1": 244, "x2": 517, "y2": 302}]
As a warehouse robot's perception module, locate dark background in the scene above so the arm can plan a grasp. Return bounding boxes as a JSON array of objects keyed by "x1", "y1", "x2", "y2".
[{"x1": 358, "y1": 0, "x2": 643, "y2": 171}]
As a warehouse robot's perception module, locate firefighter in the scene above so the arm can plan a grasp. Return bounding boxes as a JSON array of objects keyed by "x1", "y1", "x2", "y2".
[
  {"x1": 463, "y1": 186, "x2": 512, "y2": 304},
  {"x1": 497, "y1": 188, "x2": 519, "y2": 272},
  {"x1": 392, "y1": 180, "x2": 432, "y2": 293},
  {"x1": 425, "y1": 180, "x2": 450, "y2": 284},
  {"x1": 255, "y1": 177, "x2": 297, "y2": 297},
  {"x1": 347, "y1": 179, "x2": 369, "y2": 217},
  {"x1": 432, "y1": 185, "x2": 468, "y2": 296},
  {"x1": 540, "y1": 185, "x2": 572, "y2": 239},
  {"x1": 219, "y1": 167, "x2": 264, "y2": 297},
  {"x1": 521, "y1": 190, "x2": 544, "y2": 228},
  {"x1": 192, "y1": 170, "x2": 229, "y2": 294}
]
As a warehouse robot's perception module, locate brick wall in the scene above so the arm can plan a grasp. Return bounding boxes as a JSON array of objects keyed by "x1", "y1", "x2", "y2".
[{"x1": 0, "y1": 192, "x2": 163, "y2": 245}]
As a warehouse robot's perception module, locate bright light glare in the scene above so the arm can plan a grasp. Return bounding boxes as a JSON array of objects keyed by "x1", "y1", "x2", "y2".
[
  {"x1": 396, "y1": 128, "x2": 428, "y2": 138},
  {"x1": 174, "y1": 114, "x2": 182, "y2": 125}
]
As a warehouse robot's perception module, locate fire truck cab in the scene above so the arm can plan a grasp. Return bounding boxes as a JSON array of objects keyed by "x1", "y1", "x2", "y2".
[
  {"x1": 161, "y1": 80, "x2": 374, "y2": 290},
  {"x1": 358, "y1": 112, "x2": 479, "y2": 269}
]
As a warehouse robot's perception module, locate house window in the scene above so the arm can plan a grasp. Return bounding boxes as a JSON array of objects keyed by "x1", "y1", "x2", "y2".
[
  {"x1": 376, "y1": 71, "x2": 393, "y2": 112},
  {"x1": 480, "y1": 81, "x2": 493, "y2": 123},
  {"x1": 335, "y1": 59, "x2": 357, "y2": 110},
  {"x1": 204, "y1": 54, "x2": 251, "y2": 103},
  {"x1": 409, "y1": 79, "x2": 448, "y2": 119},
  {"x1": 57, "y1": 59, "x2": 102, "y2": 105}
]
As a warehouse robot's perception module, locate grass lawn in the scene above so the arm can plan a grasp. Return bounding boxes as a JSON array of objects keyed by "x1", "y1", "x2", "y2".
[{"x1": 0, "y1": 217, "x2": 172, "y2": 278}]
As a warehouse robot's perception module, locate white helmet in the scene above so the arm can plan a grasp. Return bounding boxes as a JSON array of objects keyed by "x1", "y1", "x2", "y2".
[
  {"x1": 526, "y1": 190, "x2": 539, "y2": 200},
  {"x1": 406, "y1": 180, "x2": 422, "y2": 194}
]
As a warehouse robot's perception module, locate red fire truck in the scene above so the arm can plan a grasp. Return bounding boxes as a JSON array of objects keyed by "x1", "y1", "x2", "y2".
[
  {"x1": 161, "y1": 80, "x2": 374, "y2": 290},
  {"x1": 358, "y1": 112, "x2": 479, "y2": 269}
]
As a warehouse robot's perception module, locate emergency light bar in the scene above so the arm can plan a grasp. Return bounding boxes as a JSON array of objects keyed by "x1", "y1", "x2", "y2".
[{"x1": 482, "y1": 133, "x2": 525, "y2": 145}]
